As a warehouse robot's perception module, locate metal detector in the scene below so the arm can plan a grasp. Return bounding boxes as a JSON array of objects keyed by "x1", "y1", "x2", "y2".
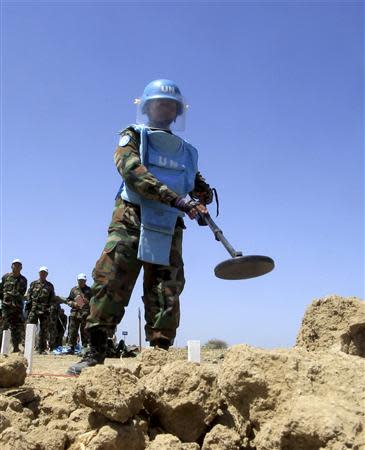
[{"x1": 200, "y1": 213, "x2": 275, "y2": 280}]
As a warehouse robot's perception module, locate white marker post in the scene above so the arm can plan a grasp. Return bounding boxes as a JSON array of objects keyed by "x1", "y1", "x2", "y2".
[
  {"x1": 1, "y1": 330, "x2": 11, "y2": 354},
  {"x1": 187, "y1": 340, "x2": 201, "y2": 363},
  {"x1": 24, "y1": 324, "x2": 36, "y2": 374}
]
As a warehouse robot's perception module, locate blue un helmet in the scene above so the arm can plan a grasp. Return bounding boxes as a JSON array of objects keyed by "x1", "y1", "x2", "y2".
[{"x1": 136, "y1": 79, "x2": 187, "y2": 131}]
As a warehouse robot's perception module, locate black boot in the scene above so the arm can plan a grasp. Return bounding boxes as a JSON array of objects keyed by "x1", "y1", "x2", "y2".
[
  {"x1": 67, "y1": 329, "x2": 107, "y2": 376},
  {"x1": 150, "y1": 338, "x2": 170, "y2": 351}
]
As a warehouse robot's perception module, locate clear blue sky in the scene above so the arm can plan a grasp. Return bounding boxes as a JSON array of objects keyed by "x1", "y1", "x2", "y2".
[{"x1": 1, "y1": 1, "x2": 364, "y2": 348}]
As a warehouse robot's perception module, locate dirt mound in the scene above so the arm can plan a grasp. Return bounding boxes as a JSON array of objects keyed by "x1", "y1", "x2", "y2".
[
  {"x1": 68, "y1": 420, "x2": 148, "y2": 450},
  {"x1": 296, "y1": 295, "x2": 365, "y2": 355},
  {"x1": 74, "y1": 366, "x2": 145, "y2": 423},
  {"x1": 0, "y1": 295, "x2": 363, "y2": 449},
  {"x1": 201, "y1": 425, "x2": 241, "y2": 449},
  {"x1": 0, "y1": 355, "x2": 27, "y2": 387},
  {"x1": 219, "y1": 344, "x2": 364, "y2": 449},
  {"x1": 134, "y1": 347, "x2": 173, "y2": 377},
  {"x1": 146, "y1": 434, "x2": 200, "y2": 449},
  {"x1": 144, "y1": 360, "x2": 220, "y2": 442}
]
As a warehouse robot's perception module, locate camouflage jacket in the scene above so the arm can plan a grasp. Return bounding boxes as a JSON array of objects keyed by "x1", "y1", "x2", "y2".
[
  {"x1": 27, "y1": 279, "x2": 55, "y2": 312},
  {"x1": 110, "y1": 127, "x2": 213, "y2": 234},
  {"x1": 67, "y1": 286, "x2": 92, "y2": 317},
  {"x1": 0, "y1": 273, "x2": 27, "y2": 307}
]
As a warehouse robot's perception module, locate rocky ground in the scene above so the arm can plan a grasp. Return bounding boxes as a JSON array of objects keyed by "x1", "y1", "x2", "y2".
[{"x1": 0, "y1": 295, "x2": 364, "y2": 449}]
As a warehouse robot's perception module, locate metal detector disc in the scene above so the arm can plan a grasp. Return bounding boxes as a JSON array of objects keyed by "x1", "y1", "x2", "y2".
[{"x1": 214, "y1": 255, "x2": 275, "y2": 280}]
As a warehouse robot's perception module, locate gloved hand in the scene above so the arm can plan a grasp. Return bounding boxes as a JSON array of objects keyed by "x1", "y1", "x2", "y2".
[
  {"x1": 173, "y1": 197, "x2": 208, "y2": 220},
  {"x1": 191, "y1": 189, "x2": 213, "y2": 205}
]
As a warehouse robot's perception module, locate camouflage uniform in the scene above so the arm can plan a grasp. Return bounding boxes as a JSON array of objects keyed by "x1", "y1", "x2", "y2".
[
  {"x1": 27, "y1": 279, "x2": 55, "y2": 352},
  {"x1": 0, "y1": 273, "x2": 27, "y2": 351},
  {"x1": 67, "y1": 285, "x2": 92, "y2": 348},
  {"x1": 87, "y1": 127, "x2": 213, "y2": 345}
]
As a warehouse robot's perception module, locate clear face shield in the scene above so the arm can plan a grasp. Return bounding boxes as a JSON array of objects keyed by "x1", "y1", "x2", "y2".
[{"x1": 135, "y1": 97, "x2": 188, "y2": 132}]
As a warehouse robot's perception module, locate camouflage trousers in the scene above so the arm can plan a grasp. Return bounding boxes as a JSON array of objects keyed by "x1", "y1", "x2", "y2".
[
  {"x1": 1, "y1": 303, "x2": 24, "y2": 350},
  {"x1": 68, "y1": 314, "x2": 89, "y2": 347},
  {"x1": 27, "y1": 310, "x2": 49, "y2": 352},
  {"x1": 87, "y1": 222, "x2": 185, "y2": 345}
]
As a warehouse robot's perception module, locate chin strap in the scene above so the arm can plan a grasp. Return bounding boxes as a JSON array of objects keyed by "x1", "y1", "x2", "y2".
[{"x1": 212, "y1": 187, "x2": 219, "y2": 217}]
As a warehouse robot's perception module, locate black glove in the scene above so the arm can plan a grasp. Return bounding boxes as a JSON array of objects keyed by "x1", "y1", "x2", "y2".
[
  {"x1": 172, "y1": 197, "x2": 207, "y2": 220},
  {"x1": 191, "y1": 189, "x2": 213, "y2": 205}
]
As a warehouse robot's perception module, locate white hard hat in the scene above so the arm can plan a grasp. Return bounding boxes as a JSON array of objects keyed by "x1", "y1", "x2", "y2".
[
  {"x1": 77, "y1": 273, "x2": 87, "y2": 281},
  {"x1": 12, "y1": 259, "x2": 22, "y2": 265},
  {"x1": 39, "y1": 266, "x2": 49, "y2": 273}
]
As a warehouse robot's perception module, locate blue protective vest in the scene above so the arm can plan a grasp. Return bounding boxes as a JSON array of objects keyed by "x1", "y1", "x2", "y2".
[{"x1": 120, "y1": 125, "x2": 198, "y2": 266}]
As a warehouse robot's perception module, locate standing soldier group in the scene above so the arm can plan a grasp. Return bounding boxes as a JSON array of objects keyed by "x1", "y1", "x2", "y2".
[
  {"x1": 3, "y1": 79, "x2": 215, "y2": 375},
  {"x1": 0, "y1": 259, "x2": 91, "y2": 354}
]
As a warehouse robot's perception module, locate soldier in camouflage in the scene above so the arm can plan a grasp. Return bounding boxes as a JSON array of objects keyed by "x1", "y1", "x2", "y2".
[
  {"x1": 26, "y1": 266, "x2": 55, "y2": 354},
  {"x1": 0, "y1": 259, "x2": 27, "y2": 352},
  {"x1": 66, "y1": 273, "x2": 92, "y2": 354},
  {"x1": 68, "y1": 80, "x2": 213, "y2": 375}
]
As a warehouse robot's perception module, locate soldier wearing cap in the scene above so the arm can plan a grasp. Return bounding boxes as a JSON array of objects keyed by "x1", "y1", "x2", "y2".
[
  {"x1": 66, "y1": 274, "x2": 92, "y2": 354},
  {"x1": 26, "y1": 266, "x2": 55, "y2": 354},
  {"x1": 68, "y1": 79, "x2": 213, "y2": 375},
  {"x1": 0, "y1": 259, "x2": 28, "y2": 352}
]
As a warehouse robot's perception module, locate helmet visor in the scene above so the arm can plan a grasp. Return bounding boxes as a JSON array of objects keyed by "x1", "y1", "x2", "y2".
[{"x1": 136, "y1": 97, "x2": 187, "y2": 131}]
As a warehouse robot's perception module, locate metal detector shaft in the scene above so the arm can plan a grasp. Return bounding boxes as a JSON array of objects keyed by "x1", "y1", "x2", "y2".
[{"x1": 201, "y1": 213, "x2": 243, "y2": 258}]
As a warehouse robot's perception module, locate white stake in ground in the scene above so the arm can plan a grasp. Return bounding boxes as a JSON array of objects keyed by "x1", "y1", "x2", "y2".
[
  {"x1": 0, "y1": 330, "x2": 11, "y2": 354},
  {"x1": 187, "y1": 340, "x2": 201, "y2": 363},
  {"x1": 24, "y1": 324, "x2": 37, "y2": 374}
]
